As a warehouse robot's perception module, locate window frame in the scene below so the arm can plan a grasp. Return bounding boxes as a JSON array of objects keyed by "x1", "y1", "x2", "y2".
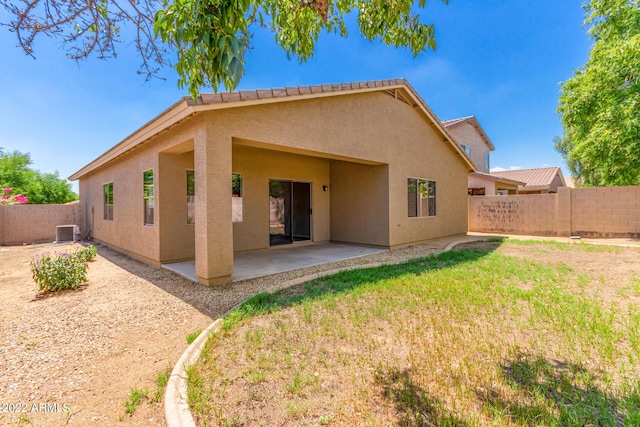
[
  {"x1": 103, "y1": 182, "x2": 114, "y2": 221},
  {"x1": 186, "y1": 170, "x2": 195, "y2": 225},
  {"x1": 407, "y1": 177, "x2": 436, "y2": 218},
  {"x1": 232, "y1": 173, "x2": 243, "y2": 223},
  {"x1": 143, "y1": 168, "x2": 154, "y2": 226}
]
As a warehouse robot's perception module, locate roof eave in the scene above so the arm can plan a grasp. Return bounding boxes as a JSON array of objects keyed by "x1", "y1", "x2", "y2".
[{"x1": 69, "y1": 79, "x2": 477, "y2": 180}]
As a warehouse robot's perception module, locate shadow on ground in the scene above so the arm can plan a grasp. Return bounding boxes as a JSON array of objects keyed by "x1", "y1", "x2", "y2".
[
  {"x1": 228, "y1": 242, "x2": 503, "y2": 323},
  {"x1": 374, "y1": 366, "x2": 469, "y2": 427},
  {"x1": 478, "y1": 352, "x2": 640, "y2": 426},
  {"x1": 87, "y1": 238, "x2": 504, "y2": 324}
]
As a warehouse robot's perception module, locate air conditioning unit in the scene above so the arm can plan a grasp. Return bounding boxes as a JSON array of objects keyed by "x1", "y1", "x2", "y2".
[{"x1": 56, "y1": 225, "x2": 80, "y2": 243}]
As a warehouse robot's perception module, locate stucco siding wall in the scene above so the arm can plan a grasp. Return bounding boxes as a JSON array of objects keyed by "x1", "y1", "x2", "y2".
[
  {"x1": 158, "y1": 151, "x2": 195, "y2": 262},
  {"x1": 0, "y1": 203, "x2": 86, "y2": 245},
  {"x1": 211, "y1": 91, "x2": 469, "y2": 249},
  {"x1": 468, "y1": 175, "x2": 497, "y2": 195},
  {"x1": 232, "y1": 145, "x2": 331, "y2": 252},
  {"x1": 330, "y1": 162, "x2": 389, "y2": 246},
  {"x1": 78, "y1": 90, "x2": 470, "y2": 264},
  {"x1": 79, "y1": 117, "x2": 205, "y2": 264},
  {"x1": 446, "y1": 123, "x2": 490, "y2": 173}
]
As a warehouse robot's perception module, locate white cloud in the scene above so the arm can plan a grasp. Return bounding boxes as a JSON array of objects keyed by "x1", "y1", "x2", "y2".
[{"x1": 490, "y1": 165, "x2": 522, "y2": 173}]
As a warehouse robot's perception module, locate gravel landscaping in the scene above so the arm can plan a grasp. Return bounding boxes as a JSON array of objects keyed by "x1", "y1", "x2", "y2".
[{"x1": 0, "y1": 236, "x2": 479, "y2": 426}]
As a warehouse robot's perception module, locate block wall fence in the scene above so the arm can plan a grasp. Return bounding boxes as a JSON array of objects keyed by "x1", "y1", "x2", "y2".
[
  {"x1": 469, "y1": 186, "x2": 640, "y2": 238},
  {"x1": 0, "y1": 203, "x2": 86, "y2": 246}
]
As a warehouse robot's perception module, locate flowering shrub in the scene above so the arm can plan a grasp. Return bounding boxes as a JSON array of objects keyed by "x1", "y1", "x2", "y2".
[
  {"x1": 76, "y1": 245, "x2": 98, "y2": 263},
  {"x1": 0, "y1": 188, "x2": 28, "y2": 205},
  {"x1": 30, "y1": 248, "x2": 93, "y2": 293}
]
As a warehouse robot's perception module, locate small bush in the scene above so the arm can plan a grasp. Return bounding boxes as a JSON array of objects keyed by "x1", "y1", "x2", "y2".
[
  {"x1": 30, "y1": 250, "x2": 88, "y2": 293},
  {"x1": 77, "y1": 245, "x2": 97, "y2": 263}
]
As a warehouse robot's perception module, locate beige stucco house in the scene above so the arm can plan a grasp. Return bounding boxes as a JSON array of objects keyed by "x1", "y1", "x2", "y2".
[
  {"x1": 442, "y1": 116, "x2": 523, "y2": 195},
  {"x1": 69, "y1": 79, "x2": 475, "y2": 285}
]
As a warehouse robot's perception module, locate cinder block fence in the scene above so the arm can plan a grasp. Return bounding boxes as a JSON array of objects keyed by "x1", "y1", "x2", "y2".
[
  {"x1": 469, "y1": 186, "x2": 640, "y2": 238},
  {"x1": 0, "y1": 203, "x2": 86, "y2": 245}
]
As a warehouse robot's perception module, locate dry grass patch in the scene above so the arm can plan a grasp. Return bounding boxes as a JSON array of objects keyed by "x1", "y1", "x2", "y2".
[{"x1": 188, "y1": 241, "x2": 640, "y2": 426}]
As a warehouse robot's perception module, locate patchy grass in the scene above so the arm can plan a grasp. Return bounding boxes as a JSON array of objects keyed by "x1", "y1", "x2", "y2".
[
  {"x1": 187, "y1": 329, "x2": 203, "y2": 344},
  {"x1": 507, "y1": 238, "x2": 622, "y2": 253},
  {"x1": 151, "y1": 364, "x2": 172, "y2": 403},
  {"x1": 189, "y1": 241, "x2": 640, "y2": 426},
  {"x1": 123, "y1": 387, "x2": 149, "y2": 416}
]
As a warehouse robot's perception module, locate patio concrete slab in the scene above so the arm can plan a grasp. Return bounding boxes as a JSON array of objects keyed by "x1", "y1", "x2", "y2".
[{"x1": 163, "y1": 243, "x2": 386, "y2": 283}]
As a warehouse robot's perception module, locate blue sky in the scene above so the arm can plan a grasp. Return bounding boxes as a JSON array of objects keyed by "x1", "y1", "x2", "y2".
[{"x1": 0, "y1": 1, "x2": 591, "y2": 192}]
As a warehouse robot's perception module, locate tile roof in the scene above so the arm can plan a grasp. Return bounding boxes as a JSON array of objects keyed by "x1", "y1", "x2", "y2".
[
  {"x1": 187, "y1": 79, "x2": 412, "y2": 106},
  {"x1": 491, "y1": 167, "x2": 565, "y2": 190},
  {"x1": 470, "y1": 172, "x2": 525, "y2": 186}
]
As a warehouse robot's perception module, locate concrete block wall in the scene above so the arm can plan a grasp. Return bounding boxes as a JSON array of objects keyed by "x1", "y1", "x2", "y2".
[
  {"x1": 469, "y1": 185, "x2": 640, "y2": 238},
  {"x1": 570, "y1": 186, "x2": 640, "y2": 238},
  {"x1": 468, "y1": 194, "x2": 557, "y2": 236},
  {"x1": 0, "y1": 203, "x2": 86, "y2": 246}
]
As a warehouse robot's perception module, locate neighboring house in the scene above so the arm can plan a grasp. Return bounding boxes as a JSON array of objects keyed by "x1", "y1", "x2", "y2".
[
  {"x1": 491, "y1": 167, "x2": 567, "y2": 194},
  {"x1": 442, "y1": 116, "x2": 523, "y2": 195},
  {"x1": 69, "y1": 79, "x2": 475, "y2": 285}
]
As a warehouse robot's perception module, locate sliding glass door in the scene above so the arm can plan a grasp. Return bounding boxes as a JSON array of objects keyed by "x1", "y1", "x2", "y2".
[{"x1": 269, "y1": 180, "x2": 311, "y2": 246}]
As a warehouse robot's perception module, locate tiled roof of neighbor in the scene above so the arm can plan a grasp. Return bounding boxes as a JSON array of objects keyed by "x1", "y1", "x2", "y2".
[
  {"x1": 442, "y1": 115, "x2": 495, "y2": 151},
  {"x1": 491, "y1": 167, "x2": 565, "y2": 189},
  {"x1": 69, "y1": 79, "x2": 476, "y2": 180},
  {"x1": 470, "y1": 172, "x2": 525, "y2": 186}
]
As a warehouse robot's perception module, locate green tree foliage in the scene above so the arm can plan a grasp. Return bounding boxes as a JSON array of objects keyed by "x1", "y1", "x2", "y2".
[
  {"x1": 0, "y1": 149, "x2": 78, "y2": 204},
  {"x1": 3, "y1": 0, "x2": 448, "y2": 98},
  {"x1": 556, "y1": 0, "x2": 640, "y2": 187}
]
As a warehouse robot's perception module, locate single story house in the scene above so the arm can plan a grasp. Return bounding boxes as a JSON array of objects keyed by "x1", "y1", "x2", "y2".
[
  {"x1": 491, "y1": 167, "x2": 567, "y2": 194},
  {"x1": 69, "y1": 79, "x2": 476, "y2": 285},
  {"x1": 442, "y1": 116, "x2": 524, "y2": 195}
]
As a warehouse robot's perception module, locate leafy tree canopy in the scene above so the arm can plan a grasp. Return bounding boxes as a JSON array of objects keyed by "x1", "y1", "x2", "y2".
[
  {"x1": 2, "y1": 0, "x2": 448, "y2": 98},
  {"x1": 556, "y1": 0, "x2": 640, "y2": 187},
  {"x1": 0, "y1": 149, "x2": 78, "y2": 204}
]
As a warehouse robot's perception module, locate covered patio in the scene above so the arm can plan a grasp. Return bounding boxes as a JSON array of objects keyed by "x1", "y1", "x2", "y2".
[{"x1": 163, "y1": 242, "x2": 386, "y2": 283}]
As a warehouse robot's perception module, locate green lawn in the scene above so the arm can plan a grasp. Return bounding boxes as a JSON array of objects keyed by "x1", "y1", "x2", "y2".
[{"x1": 188, "y1": 241, "x2": 640, "y2": 426}]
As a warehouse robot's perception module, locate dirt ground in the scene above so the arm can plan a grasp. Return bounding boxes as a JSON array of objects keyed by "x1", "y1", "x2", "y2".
[
  {"x1": 1, "y1": 237, "x2": 639, "y2": 426},
  {"x1": 0, "y1": 243, "x2": 235, "y2": 426}
]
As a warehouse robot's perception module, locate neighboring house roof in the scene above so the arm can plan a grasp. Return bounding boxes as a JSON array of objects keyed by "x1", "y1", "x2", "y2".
[
  {"x1": 69, "y1": 78, "x2": 476, "y2": 180},
  {"x1": 469, "y1": 172, "x2": 525, "y2": 186},
  {"x1": 442, "y1": 115, "x2": 496, "y2": 151},
  {"x1": 491, "y1": 167, "x2": 566, "y2": 192}
]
